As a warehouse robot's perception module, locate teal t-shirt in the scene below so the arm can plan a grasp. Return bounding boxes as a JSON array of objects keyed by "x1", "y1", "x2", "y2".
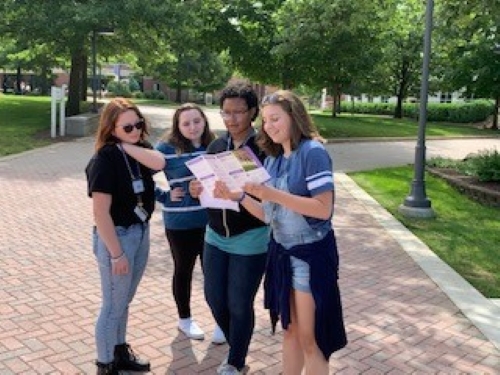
[{"x1": 205, "y1": 226, "x2": 269, "y2": 255}]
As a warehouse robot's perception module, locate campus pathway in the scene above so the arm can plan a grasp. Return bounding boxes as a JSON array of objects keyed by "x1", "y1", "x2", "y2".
[{"x1": 1, "y1": 106, "x2": 500, "y2": 374}]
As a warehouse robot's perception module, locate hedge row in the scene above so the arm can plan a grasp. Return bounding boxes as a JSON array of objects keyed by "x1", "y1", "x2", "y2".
[{"x1": 339, "y1": 100, "x2": 495, "y2": 123}]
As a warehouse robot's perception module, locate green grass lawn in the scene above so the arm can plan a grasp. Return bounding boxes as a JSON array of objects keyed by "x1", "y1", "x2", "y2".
[
  {"x1": 349, "y1": 166, "x2": 500, "y2": 298},
  {"x1": 0, "y1": 95, "x2": 54, "y2": 156},
  {"x1": 312, "y1": 112, "x2": 499, "y2": 138},
  {"x1": 2, "y1": 94, "x2": 497, "y2": 157}
]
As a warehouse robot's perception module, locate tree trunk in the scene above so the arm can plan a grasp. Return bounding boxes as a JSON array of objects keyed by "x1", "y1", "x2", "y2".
[
  {"x1": 282, "y1": 72, "x2": 294, "y2": 90},
  {"x1": 281, "y1": 69, "x2": 293, "y2": 89},
  {"x1": 281, "y1": 56, "x2": 293, "y2": 89},
  {"x1": 67, "y1": 46, "x2": 85, "y2": 116},
  {"x1": 492, "y1": 96, "x2": 499, "y2": 130},
  {"x1": 176, "y1": 80, "x2": 182, "y2": 103},
  {"x1": 394, "y1": 91, "x2": 404, "y2": 119},
  {"x1": 394, "y1": 73, "x2": 407, "y2": 119},
  {"x1": 80, "y1": 53, "x2": 88, "y2": 101},
  {"x1": 394, "y1": 59, "x2": 410, "y2": 119},
  {"x1": 330, "y1": 84, "x2": 341, "y2": 118},
  {"x1": 336, "y1": 92, "x2": 342, "y2": 114},
  {"x1": 40, "y1": 65, "x2": 50, "y2": 95},
  {"x1": 16, "y1": 65, "x2": 22, "y2": 94}
]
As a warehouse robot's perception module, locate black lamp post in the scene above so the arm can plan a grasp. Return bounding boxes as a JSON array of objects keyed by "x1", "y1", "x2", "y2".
[
  {"x1": 493, "y1": 44, "x2": 500, "y2": 129},
  {"x1": 399, "y1": 0, "x2": 436, "y2": 218},
  {"x1": 91, "y1": 30, "x2": 98, "y2": 113},
  {"x1": 91, "y1": 28, "x2": 114, "y2": 113}
]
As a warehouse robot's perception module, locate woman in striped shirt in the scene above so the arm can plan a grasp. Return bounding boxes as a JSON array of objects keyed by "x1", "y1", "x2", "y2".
[{"x1": 155, "y1": 103, "x2": 225, "y2": 344}]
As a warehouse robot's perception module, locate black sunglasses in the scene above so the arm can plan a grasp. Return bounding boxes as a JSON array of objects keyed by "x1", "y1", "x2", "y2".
[{"x1": 118, "y1": 119, "x2": 145, "y2": 134}]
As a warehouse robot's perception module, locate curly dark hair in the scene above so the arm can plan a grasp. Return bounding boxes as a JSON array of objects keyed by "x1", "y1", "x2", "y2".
[{"x1": 219, "y1": 80, "x2": 259, "y2": 121}]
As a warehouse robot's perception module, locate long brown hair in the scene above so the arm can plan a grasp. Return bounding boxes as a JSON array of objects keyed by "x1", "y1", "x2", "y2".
[
  {"x1": 94, "y1": 97, "x2": 149, "y2": 151},
  {"x1": 257, "y1": 90, "x2": 321, "y2": 157},
  {"x1": 160, "y1": 103, "x2": 215, "y2": 153}
]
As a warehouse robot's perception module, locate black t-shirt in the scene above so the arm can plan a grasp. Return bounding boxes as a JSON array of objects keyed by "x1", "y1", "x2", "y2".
[{"x1": 85, "y1": 143, "x2": 156, "y2": 227}]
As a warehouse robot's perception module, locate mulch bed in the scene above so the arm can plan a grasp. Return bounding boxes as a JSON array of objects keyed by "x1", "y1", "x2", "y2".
[{"x1": 427, "y1": 167, "x2": 500, "y2": 208}]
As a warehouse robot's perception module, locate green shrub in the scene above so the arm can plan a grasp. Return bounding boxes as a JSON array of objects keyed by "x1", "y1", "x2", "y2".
[
  {"x1": 427, "y1": 157, "x2": 462, "y2": 169},
  {"x1": 128, "y1": 78, "x2": 141, "y2": 92},
  {"x1": 428, "y1": 149, "x2": 500, "y2": 182},
  {"x1": 340, "y1": 100, "x2": 494, "y2": 123},
  {"x1": 423, "y1": 100, "x2": 494, "y2": 123},
  {"x1": 340, "y1": 102, "x2": 394, "y2": 116},
  {"x1": 132, "y1": 91, "x2": 145, "y2": 99},
  {"x1": 144, "y1": 90, "x2": 166, "y2": 100},
  {"x1": 106, "y1": 81, "x2": 132, "y2": 98},
  {"x1": 466, "y1": 149, "x2": 500, "y2": 182}
]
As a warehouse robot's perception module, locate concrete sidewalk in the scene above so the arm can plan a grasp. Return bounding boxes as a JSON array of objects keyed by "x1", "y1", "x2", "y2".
[{"x1": 1, "y1": 131, "x2": 500, "y2": 373}]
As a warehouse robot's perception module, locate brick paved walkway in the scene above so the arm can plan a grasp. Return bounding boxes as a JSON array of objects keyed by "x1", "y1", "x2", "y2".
[{"x1": 1, "y1": 134, "x2": 499, "y2": 374}]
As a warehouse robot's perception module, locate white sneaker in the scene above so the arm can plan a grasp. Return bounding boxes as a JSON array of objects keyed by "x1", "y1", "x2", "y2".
[
  {"x1": 217, "y1": 363, "x2": 249, "y2": 375},
  {"x1": 212, "y1": 325, "x2": 226, "y2": 345},
  {"x1": 178, "y1": 318, "x2": 205, "y2": 340}
]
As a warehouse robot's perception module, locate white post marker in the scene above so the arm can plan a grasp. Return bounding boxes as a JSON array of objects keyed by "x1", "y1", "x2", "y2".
[
  {"x1": 59, "y1": 84, "x2": 67, "y2": 136},
  {"x1": 51, "y1": 86, "x2": 58, "y2": 138},
  {"x1": 205, "y1": 93, "x2": 213, "y2": 106},
  {"x1": 320, "y1": 88, "x2": 327, "y2": 110},
  {"x1": 50, "y1": 86, "x2": 66, "y2": 138}
]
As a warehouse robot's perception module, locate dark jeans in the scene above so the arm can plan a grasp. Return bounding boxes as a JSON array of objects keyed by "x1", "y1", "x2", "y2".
[
  {"x1": 165, "y1": 228, "x2": 205, "y2": 319},
  {"x1": 203, "y1": 242, "x2": 267, "y2": 370}
]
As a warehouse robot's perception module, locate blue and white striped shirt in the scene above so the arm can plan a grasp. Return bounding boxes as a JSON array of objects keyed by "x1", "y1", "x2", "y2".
[
  {"x1": 264, "y1": 139, "x2": 334, "y2": 231},
  {"x1": 155, "y1": 142, "x2": 208, "y2": 230}
]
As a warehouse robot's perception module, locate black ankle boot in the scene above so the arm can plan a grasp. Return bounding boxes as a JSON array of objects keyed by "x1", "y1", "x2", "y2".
[
  {"x1": 95, "y1": 361, "x2": 118, "y2": 375},
  {"x1": 114, "y1": 343, "x2": 151, "y2": 372}
]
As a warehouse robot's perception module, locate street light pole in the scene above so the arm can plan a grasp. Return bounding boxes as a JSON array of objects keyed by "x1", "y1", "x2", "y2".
[
  {"x1": 91, "y1": 30, "x2": 97, "y2": 113},
  {"x1": 399, "y1": 0, "x2": 436, "y2": 218},
  {"x1": 90, "y1": 28, "x2": 114, "y2": 113}
]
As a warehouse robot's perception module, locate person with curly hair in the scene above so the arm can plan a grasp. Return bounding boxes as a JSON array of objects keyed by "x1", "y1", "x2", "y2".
[{"x1": 190, "y1": 81, "x2": 269, "y2": 375}]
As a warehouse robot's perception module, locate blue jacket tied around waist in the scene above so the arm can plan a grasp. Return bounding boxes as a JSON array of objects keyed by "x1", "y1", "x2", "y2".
[{"x1": 264, "y1": 230, "x2": 347, "y2": 360}]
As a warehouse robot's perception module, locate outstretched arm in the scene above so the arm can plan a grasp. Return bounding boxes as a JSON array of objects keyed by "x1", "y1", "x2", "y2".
[
  {"x1": 213, "y1": 181, "x2": 266, "y2": 222},
  {"x1": 244, "y1": 183, "x2": 333, "y2": 220}
]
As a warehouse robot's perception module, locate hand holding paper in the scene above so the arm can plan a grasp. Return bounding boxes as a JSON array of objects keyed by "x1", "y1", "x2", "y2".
[{"x1": 186, "y1": 146, "x2": 269, "y2": 211}]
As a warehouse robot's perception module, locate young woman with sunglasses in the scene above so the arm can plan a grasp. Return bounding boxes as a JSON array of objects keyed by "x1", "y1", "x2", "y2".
[
  {"x1": 155, "y1": 103, "x2": 226, "y2": 344},
  {"x1": 86, "y1": 97, "x2": 165, "y2": 375},
  {"x1": 214, "y1": 90, "x2": 347, "y2": 375},
  {"x1": 189, "y1": 81, "x2": 269, "y2": 375}
]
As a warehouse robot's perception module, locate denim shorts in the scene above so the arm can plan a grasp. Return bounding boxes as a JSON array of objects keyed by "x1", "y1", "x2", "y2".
[{"x1": 290, "y1": 256, "x2": 311, "y2": 293}]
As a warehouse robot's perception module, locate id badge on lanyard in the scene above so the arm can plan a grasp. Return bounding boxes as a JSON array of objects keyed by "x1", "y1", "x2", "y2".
[
  {"x1": 118, "y1": 144, "x2": 148, "y2": 222},
  {"x1": 132, "y1": 178, "x2": 145, "y2": 194}
]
